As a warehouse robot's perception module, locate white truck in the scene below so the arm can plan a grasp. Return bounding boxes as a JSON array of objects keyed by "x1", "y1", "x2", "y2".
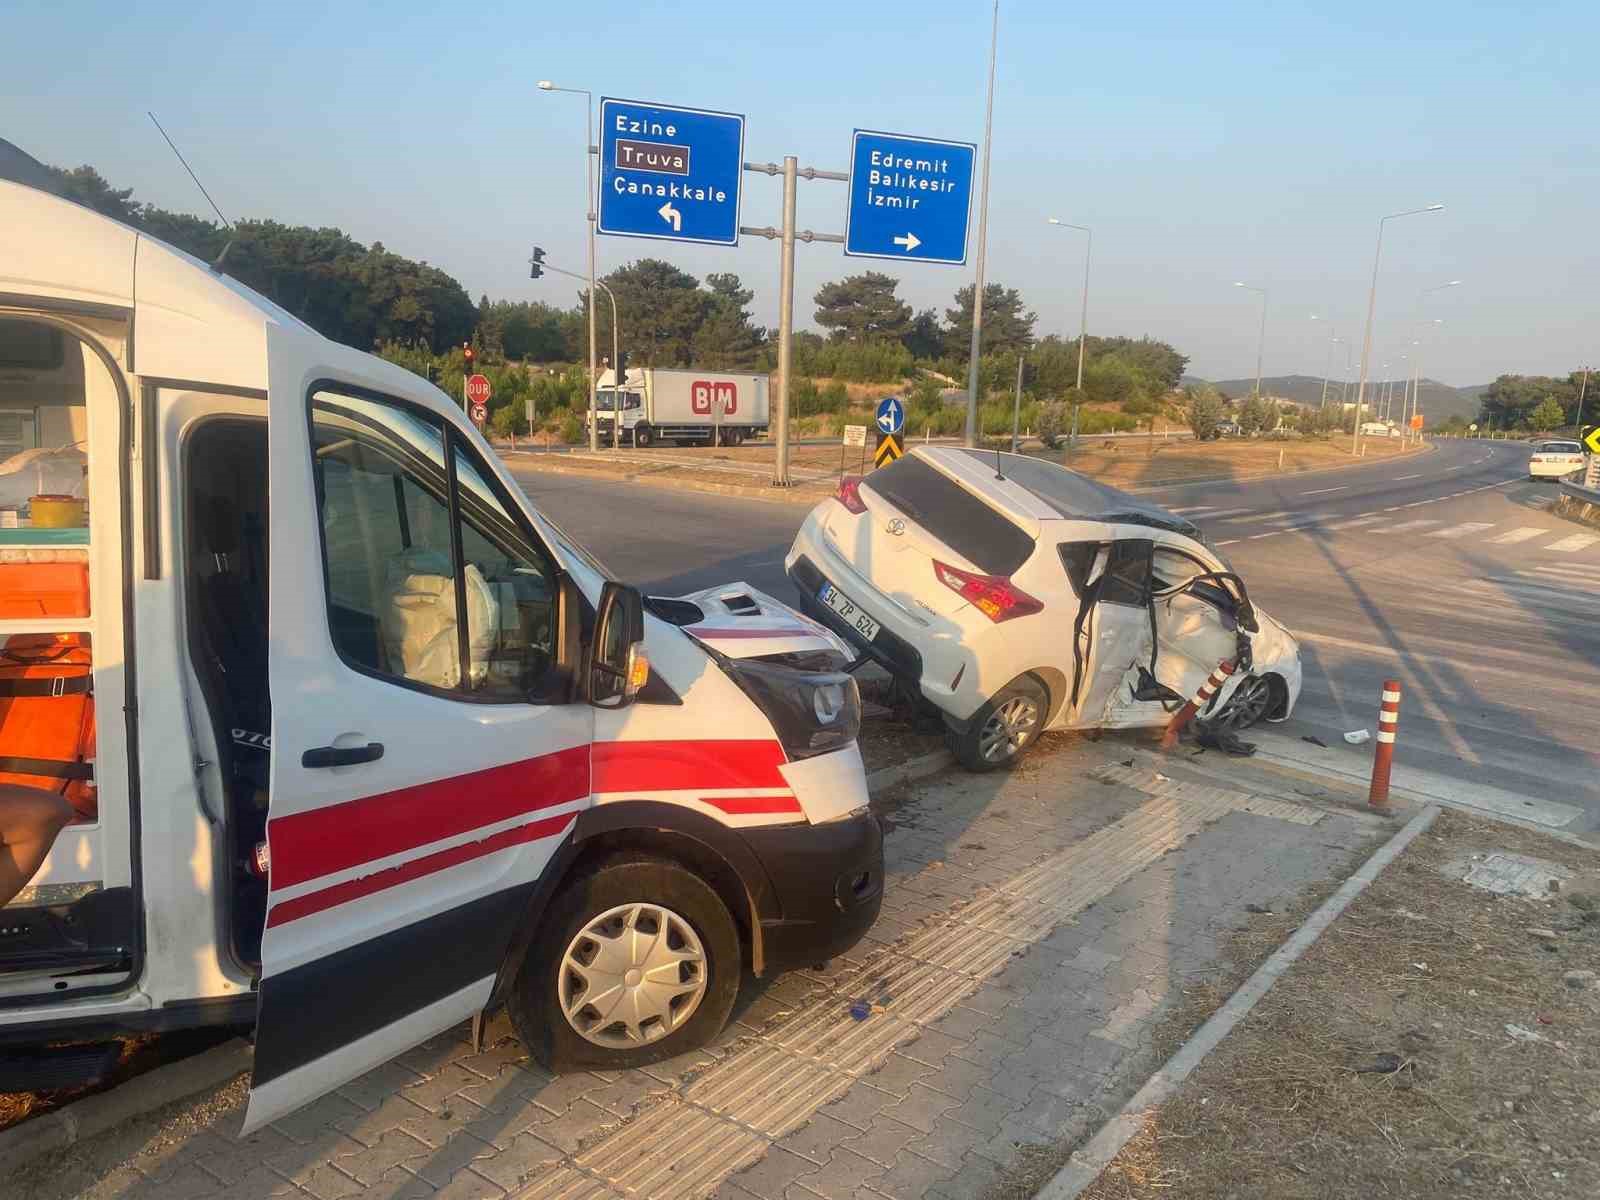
[{"x1": 591, "y1": 367, "x2": 769, "y2": 447}]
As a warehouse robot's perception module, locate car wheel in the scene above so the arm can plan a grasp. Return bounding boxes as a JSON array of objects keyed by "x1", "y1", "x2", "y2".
[
  {"x1": 949, "y1": 676, "x2": 1048, "y2": 772},
  {"x1": 509, "y1": 853, "x2": 741, "y2": 1071},
  {"x1": 634, "y1": 424, "x2": 653, "y2": 448},
  {"x1": 1212, "y1": 674, "x2": 1278, "y2": 731}
]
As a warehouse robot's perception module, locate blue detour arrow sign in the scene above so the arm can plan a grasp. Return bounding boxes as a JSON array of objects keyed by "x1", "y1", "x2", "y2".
[
  {"x1": 598, "y1": 98, "x2": 745, "y2": 246},
  {"x1": 845, "y1": 130, "x2": 975, "y2": 265}
]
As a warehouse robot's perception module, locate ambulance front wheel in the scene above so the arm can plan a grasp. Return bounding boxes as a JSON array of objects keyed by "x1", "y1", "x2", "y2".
[{"x1": 509, "y1": 852, "x2": 741, "y2": 1070}]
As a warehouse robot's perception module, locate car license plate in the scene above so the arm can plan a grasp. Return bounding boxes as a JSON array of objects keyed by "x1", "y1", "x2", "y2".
[{"x1": 819, "y1": 582, "x2": 882, "y2": 641}]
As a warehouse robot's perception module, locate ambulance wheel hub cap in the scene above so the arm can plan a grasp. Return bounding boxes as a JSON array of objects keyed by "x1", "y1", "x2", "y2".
[{"x1": 559, "y1": 902, "x2": 709, "y2": 1048}]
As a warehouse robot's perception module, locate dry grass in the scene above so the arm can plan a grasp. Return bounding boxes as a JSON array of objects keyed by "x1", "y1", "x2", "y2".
[{"x1": 1077, "y1": 809, "x2": 1600, "y2": 1200}]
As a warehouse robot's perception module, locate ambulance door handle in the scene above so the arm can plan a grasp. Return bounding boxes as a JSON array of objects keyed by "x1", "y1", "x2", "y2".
[{"x1": 301, "y1": 742, "x2": 385, "y2": 769}]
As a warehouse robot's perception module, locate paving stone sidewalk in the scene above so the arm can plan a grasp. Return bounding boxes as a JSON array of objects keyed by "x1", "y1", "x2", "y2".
[{"x1": 15, "y1": 739, "x2": 1386, "y2": 1200}]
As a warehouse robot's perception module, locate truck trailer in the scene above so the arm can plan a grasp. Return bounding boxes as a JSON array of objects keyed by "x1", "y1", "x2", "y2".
[{"x1": 590, "y1": 368, "x2": 770, "y2": 447}]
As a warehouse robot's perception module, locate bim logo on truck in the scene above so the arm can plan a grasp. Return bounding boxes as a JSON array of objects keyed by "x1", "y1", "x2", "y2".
[{"x1": 692, "y1": 381, "x2": 738, "y2": 415}]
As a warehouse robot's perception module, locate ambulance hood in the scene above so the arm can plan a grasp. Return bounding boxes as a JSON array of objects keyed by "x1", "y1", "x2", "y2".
[{"x1": 655, "y1": 582, "x2": 852, "y2": 661}]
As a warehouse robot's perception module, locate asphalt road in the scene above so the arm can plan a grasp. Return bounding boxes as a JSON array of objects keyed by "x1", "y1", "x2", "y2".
[{"x1": 508, "y1": 438, "x2": 1600, "y2": 835}]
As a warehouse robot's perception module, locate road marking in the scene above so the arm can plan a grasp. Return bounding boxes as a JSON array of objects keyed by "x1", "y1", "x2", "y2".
[
  {"x1": 1428, "y1": 522, "x2": 1495, "y2": 539},
  {"x1": 1534, "y1": 563, "x2": 1600, "y2": 579},
  {"x1": 1489, "y1": 527, "x2": 1548, "y2": 545},
  {"x1": 1168, "y1": 505, "x2": 1212, "y2": 514},
  {"x1": 1327, "y1": 515, "x2": 1385, "y2": 528},
  {"x1": 1302, "y1": 485, "x2": 1348, "y2": 495},
  {"x1": 1395, "y1": 473, "x2": 1421, "y2": 480},
  {"x1": 1265, "y1": 515, "x2": 1325, "y2": 527},
  {"x1": 1248, "y1": 510, "x2": 1295, "y2": 521},
  {"x1": 1545, "y1": 533, "x2": 1599, "y2": 553},
  {"x1": 1213, "y1": 539, "x2": 1240, "y2": 546},
  {"x1": 547, "y1": 783, "x2": 1300, "y2": 1197},
  {"x1": 1387, "y1": 519, "x2": 1444, "y2": 532},
  {"x1": 1196, "y1": 507, "x2": 1254, "y2": 520}
]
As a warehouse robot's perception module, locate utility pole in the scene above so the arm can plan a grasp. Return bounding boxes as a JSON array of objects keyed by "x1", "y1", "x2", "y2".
[
  {"x1": 1353, "y1": 204, "x2": 1444, "y2": 456},
  {"x1": 1010, "y1": 354, "x2": 1025, "y2": 452},
  {"x1": 964, "y1": 0, "x2": 1000, "y2": 447}
]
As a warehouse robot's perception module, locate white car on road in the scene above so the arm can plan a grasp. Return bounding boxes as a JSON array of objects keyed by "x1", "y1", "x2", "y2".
[
  {"x1": 787, "y1": 447, "x2": 1302, "y2": 770},
  {"x1": 1528, "y1": 439, "x2": 1587, "y2": 480}
]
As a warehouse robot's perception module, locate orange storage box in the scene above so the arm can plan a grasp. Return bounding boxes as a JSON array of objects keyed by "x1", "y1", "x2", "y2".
[
  {"x1": 0, "y1": 560, "x2": 90, "y2": 619},
  {"x1": 0, "y1": 633, "x2": 96, "y2": 821}
]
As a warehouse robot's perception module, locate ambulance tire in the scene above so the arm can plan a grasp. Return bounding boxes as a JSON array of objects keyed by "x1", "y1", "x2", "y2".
[{"x1": 509, "y1": 852, "x2": 741, "y2": 1071}]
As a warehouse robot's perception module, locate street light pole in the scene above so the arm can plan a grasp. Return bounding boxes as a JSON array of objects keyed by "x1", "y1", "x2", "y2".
[
  {"x1": 1404, "y1": 281, "x2": 1460, "y2": 446},
  {"x1": 1353, "y1": 204, "x2": 1444, "y2": 456},
  {"x1": 1234, "y1": 282, "x2": 1268, "y2": 404},
  {"x1": 964, "y1": 0, "x2": 1000, "y2": 447},
  {"x1": 1046, "y1": 218, "x2": 1091, "y2": 453},
  {"x1": 539, "y1": 81, "x2": 600, "y2": 452},
  {"x1": 1310, "y1": 315, "x2": 1340, "y2": 409},
  {"x1": 532, "y1": 259, "x2": 621, "y2": 449}
]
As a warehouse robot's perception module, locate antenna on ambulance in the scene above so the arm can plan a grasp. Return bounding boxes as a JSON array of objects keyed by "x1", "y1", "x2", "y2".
[{"x1": 147, "y1": 112, "x2": 236, "y2": 272}]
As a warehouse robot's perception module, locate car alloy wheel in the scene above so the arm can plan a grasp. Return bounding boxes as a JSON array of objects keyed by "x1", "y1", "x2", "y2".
[
  {"x1": 1216, "y1": 674, "x2": 1274, "y2": 730},
  {"x1": 558, "y1": 901, "x2": 709, "y2": 1049},
  {"x1": 977, "y1": 693, "x2": 1041, "y2": 763}
]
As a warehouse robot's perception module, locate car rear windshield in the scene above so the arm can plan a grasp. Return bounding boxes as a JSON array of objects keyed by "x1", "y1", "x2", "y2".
[
  {"x1": 1539, "y1": 442, "x2": 1582, "y2": 454},
  {"x1": 863, "y1": 456, "x2": 1035, "y2": 575}
]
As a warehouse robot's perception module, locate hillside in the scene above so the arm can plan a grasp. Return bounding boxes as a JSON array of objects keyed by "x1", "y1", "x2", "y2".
[{"x1": 1184, "y1": 373, "x2": 1485, "y2": 421}]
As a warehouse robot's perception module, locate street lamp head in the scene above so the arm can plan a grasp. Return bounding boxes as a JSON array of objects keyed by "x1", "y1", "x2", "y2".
[
  {"x1": 1233, "y1": 281, "x2": 1246, "y2": 288},
  {"x1": 537, "y1": 80, "x2": 555, "y2": 90},
  {"x1": 1426, "y1": 204, "x2": 1445, "y2": 211},
  {"x1": 1047, "y1": 217, "x2": 1062, "y2": 224}
]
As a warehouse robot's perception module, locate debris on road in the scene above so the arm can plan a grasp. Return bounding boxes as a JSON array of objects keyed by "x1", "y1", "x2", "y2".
[
  {"x1": 1455, "y1": 850, "x2": 1575, "y2": 898},
  {"x1": 1301, "y1": 734, "x2": 1328, "y2": 748},
  {"x1": 1343, "y1": 728, "x2": 1371, "y2": 744}
]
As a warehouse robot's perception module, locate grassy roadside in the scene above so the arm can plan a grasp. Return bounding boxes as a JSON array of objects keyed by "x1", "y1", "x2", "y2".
[{"x1": 1072, "y1": 808, "x2": 1600, "y2": 1200}]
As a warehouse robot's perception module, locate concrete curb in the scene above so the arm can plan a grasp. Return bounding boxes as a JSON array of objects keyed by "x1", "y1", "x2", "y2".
[
  {"x1": 0, "y1": 1037, "x2": 252, "y2": 1171},
  {"x1": 505, "y1": 456, "x2": 827, "y2": 507},
  {"x1": 864, "y1": 747, "x2": 954, "y2": 793},
  {"x1": 506, "y1": 441, "x2": 1437, "y2": 506},
  {"x1": 1036, "y1": 803, "x2": 1442, "y2": 1200}
]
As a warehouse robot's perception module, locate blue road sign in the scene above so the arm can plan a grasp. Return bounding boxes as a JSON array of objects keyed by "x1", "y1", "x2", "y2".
[
  {"x1": 876, "y1": 395, "x2": 905, "y2": 437},
  {"x1": 598, "y1": 98, "x2": 745, "y2": 247},
  {"x1": 845, "y1": 130, "x2": 976, "y2": 265}
]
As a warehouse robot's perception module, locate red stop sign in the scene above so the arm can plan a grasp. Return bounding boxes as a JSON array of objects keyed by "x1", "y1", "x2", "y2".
[{"x1": 465, "y1": 373, "x2": 492, "y2": 406}]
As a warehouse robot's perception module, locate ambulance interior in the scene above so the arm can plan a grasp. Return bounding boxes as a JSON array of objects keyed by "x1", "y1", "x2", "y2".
[{"x1": 0, "y1": 316, "x2": 123, "y2": 990}]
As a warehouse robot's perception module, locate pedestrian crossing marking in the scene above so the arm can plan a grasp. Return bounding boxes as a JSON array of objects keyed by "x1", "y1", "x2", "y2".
[
  {"x1": 1428, "y1": 522, "x2": 1495, "y2": 539},
  {"x1": 1489, "y1": 527, "x2": 1547, "y2": 544},
  {"x1": 1328, "y1": 515, "x2": 1385, "y2": 528},
  {"x1": 1387, "y1": 519, "x2": 1443, "y2": 532},
  {"x1": 1545, "y1": 533, "x2": 1599, "y2": 553}
]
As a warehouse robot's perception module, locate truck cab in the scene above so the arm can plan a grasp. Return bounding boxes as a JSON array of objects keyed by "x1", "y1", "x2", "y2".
[{"x1": 0, "y1": 177, "x2": 881, "y2": 1130}]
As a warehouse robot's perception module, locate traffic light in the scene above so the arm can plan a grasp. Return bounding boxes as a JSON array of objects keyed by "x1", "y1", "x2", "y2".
[
  {"x1": 614, "y1": 351, "x2": 628, "y2": 384},
  {"x1": 529, "y1": 246, "x2": 546, "y2": 280},
  {"x1": 462, "y1": 343, "x2": 476, "y2": 371}
]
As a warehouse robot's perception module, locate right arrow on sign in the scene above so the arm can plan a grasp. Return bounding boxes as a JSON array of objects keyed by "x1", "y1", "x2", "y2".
[
  {"x1": 658, "y1": 201, "x2": 682, "y2": 232},
  {"x1": 892, "y1": 232, "x2": 921, "y2": 253}
]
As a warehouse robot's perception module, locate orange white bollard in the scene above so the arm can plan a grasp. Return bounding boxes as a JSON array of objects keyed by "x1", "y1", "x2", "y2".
[
  {"x1": 1161, "y1": 659, "x2": 1236, "y2": 749},
  {"x1": 1369, "y1": 679, "x2": 1402, "y2": 810}
]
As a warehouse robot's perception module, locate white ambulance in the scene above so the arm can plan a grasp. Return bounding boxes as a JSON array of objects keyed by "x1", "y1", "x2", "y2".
[{"x1": 0, "y1": 176, "x2": 882, "y2": 1131}]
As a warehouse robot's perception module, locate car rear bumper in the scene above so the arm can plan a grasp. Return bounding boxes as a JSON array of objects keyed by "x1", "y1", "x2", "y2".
[
  {"x1": 1529, "y1": 462, "x2": 1583, "y2": 478},
  {"x1": 788, "y1": 553, "x2": 925, "y2": 683}
]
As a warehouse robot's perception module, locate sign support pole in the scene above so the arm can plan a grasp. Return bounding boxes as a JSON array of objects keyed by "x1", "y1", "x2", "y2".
[
  {"x1": 741, "y1": 160, "x2": 847, "y2": 487},
  {"x1": 772, "y1": 157, "x2": 798, "y2": 486}
]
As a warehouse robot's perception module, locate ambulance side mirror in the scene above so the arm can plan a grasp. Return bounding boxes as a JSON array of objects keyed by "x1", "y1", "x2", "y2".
[{"x1": 583, "y1": 582, "x2": 647, "y2": 709}]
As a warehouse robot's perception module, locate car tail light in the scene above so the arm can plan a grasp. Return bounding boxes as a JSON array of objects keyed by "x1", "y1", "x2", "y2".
[
  {"x1": 834, "y1": 475, "x2": 868, "y2": 514},
  {"x1": 1531, "y1": 455, "x2": 1544, "y2": 463},
  {"x1": 932, "y1": 560, "x2": 1044, "y2": 622}
]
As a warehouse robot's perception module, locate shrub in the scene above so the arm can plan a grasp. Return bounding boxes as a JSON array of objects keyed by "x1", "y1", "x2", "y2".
[
  {"x1": 1038, "y1": 401, "x2": 1068, "y2": 448},
  {"x1": 821, "y1": 380, "x2": 850, "y2": 413},
  {"x1": 558, "y1": 413, "x2": 584, "y2": 444}
]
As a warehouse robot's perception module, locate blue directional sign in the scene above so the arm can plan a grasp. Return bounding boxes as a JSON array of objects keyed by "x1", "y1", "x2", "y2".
[
  {"x1": 845, "y1": 130, "x2": 976, "y2": 265},
  {"x1": 876, "y1": 395, "x2": 905, "y2": 437},
  {"x1": 598, "y1": 97, "x2": 745, "y2": 247}
]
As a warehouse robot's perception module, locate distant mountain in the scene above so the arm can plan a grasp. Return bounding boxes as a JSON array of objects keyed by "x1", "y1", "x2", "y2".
[{"x1": 1182, "y1": 373, "x2": 1486, "y2": 422}]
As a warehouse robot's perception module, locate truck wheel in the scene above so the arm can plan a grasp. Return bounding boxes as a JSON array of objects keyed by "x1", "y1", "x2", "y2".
[
  {"x1": 948, "y1": 676, "x2": 1048, "y2": 772},
  {"x1": 724, "y1": 428, "x2": 744, "y2": 447},
  {"x1": 508, "y1": 853, "x2": 741, "y2": 1071},
  {"x1": 634, "y1": 424, "x2": 653, "y2": 448}
]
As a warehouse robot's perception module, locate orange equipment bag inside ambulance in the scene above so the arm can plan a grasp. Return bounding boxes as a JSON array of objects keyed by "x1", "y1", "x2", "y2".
[{"x1": 0, "y1": 558, "x2": 96, "y2": 820}]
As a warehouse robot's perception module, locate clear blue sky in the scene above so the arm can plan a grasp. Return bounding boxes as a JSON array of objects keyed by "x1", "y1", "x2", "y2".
[{"x1": 7, "y1": 0, "x2": 1596, "y2": 385}]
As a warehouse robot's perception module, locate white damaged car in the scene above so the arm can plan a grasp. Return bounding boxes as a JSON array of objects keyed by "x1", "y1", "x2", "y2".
[{"x1": 786, "y1": 447, "x2": 1302, "y2": 770}]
